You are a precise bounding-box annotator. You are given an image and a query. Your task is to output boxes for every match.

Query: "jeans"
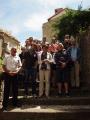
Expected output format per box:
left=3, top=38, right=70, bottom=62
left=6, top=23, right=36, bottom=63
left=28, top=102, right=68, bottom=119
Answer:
left=24, top=68, right=37, bottom=95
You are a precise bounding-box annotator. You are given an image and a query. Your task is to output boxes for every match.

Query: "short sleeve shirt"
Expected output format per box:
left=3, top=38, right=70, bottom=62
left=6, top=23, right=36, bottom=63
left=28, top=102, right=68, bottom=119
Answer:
left=3, top=55, right=22, bottom=72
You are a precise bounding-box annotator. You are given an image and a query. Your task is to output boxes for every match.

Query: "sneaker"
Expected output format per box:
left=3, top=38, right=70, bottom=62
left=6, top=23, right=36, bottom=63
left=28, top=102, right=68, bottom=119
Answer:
left=32, top=94, right=37, bottom=98
left=65, top=93, right=70, bottom=97
left=1, top=107, right=7, bottom=112
left=3, top=109, right=7, bottom=112
left=58, top=92, right=62, bottom=97
left=39, top=95, right=44, bottom=98
left=24, top=95, right=28, bottom=98
left=45, top=96, right=50, bottom=99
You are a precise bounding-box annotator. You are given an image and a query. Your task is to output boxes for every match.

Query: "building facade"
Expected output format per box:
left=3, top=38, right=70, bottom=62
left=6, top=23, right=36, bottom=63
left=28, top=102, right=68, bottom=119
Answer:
left=42, top=8, right=67, bottom=43
left=0, top=30, right=20, bottom=57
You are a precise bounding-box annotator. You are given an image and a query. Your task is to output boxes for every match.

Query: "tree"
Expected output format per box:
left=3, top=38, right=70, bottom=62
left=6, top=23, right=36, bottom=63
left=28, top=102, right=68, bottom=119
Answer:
left=53, top=8, right=90, bottom=40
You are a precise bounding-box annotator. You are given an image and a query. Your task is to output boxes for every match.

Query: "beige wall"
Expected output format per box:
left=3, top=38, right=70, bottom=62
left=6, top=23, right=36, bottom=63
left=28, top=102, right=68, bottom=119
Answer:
left=43, top=21, right=56, bottom=43
left=49, top=10, right=66, bottom=21
left=0, top=31, right=20, bottom=56
left=42, top=10, right=66, bottom=43
left=4, top=35, right=20, bottom=52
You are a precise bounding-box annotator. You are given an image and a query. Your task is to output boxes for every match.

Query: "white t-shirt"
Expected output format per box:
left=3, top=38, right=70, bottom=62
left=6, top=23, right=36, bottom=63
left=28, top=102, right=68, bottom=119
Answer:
left=3, top=55, right=22, bottom=72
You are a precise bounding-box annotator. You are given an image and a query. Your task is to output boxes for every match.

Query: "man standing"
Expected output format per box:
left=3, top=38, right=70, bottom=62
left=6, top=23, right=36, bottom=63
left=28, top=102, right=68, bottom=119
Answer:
left=23, top=43, right=38, bottom=97
left=2, top=48, right=22, bottom=111
left=67, top=40, right=81, bottom=88
left=63, top=34, right=71, bottom=50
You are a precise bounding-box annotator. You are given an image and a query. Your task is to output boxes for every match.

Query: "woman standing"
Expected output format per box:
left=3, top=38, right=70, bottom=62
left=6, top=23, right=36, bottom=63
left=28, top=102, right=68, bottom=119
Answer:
left=54, top=43, right=69, bottom=96
left=38, top=45, right=52, bottom=98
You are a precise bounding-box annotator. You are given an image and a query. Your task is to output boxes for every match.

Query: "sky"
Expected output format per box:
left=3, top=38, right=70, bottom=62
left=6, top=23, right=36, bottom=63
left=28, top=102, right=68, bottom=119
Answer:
left=0, top=0, right=90, bottom=44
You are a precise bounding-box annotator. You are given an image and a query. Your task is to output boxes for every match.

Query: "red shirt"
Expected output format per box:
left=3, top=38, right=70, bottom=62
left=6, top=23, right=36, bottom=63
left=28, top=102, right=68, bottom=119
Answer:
left=48, top=43, right=58, bottom=53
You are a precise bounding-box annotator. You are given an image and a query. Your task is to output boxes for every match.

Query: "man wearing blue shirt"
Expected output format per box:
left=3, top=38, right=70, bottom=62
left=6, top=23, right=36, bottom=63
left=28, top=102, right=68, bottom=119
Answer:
left=67, top=40, right=80, bottom=88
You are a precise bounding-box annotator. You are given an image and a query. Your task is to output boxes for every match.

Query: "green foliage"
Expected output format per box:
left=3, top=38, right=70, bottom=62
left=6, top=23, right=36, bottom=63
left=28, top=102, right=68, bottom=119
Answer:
left=0, top=57, right=3, bottom=72
left=54, top=8, right=90, bottom=39
left=0, top=57, right=3, bottom=66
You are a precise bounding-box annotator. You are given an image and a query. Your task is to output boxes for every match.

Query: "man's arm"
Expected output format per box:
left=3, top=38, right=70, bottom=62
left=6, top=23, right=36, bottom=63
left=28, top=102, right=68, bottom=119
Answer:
left=3, top=57, right=9, bottom=73
left=3, top=65, right=10, bottom=73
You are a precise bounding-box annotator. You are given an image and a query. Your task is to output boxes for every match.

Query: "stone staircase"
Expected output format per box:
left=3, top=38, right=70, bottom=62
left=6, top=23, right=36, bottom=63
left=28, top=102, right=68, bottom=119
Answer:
left=0, top=105, right=90, bottom=120
left=0, top=81, right=90, bottom=120
left=0, top=94, right=90, bottom=120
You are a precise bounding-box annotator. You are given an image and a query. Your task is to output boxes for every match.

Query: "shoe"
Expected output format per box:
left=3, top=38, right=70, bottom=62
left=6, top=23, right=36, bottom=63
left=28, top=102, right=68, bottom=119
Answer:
left=58, top=92, right=62, bottom=97
left=65, top=93, right=70, bottom=97
left=1, top=107, right=7, bottom=112
left=45, top=96, right=50, bottom=99
left=24, top=95, right=28, bottom=98
left=32, top=94, right=37, bottom=98
left=39, top=95, right=44, bottom=98
left=3, top=109, right=7, bottom=112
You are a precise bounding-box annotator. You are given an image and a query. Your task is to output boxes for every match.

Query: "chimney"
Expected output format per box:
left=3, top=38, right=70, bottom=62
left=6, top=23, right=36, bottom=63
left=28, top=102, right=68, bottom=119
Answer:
left=55, top=8, right=63, bottom=14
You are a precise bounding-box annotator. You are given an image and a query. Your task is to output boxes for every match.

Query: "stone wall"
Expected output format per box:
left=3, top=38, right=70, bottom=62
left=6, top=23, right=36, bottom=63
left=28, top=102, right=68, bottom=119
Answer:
left=42, top=20, right=58, bottom=43
left=80, top=30, right=90, bottom=89
left=42, top=9, right=66, bottom=43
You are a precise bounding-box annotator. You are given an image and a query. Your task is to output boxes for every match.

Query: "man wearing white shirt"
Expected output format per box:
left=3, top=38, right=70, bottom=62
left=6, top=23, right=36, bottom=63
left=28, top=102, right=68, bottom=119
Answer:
left=2, top=48, right=22, bottom=111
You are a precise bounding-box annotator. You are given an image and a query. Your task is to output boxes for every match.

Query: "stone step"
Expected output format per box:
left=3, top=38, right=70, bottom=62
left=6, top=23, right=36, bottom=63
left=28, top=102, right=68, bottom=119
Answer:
left=17, top=87, right=90, bottom=97
left=0, top=105, right=90, bottom=120
left=8, top=96, right=90, bottom=105
left=22, top=96, right=90, bottom=105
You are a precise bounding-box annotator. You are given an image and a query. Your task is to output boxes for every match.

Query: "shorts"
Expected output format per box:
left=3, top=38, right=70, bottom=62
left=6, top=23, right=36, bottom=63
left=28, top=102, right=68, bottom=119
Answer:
left=56, top=68, right=69, bottom=83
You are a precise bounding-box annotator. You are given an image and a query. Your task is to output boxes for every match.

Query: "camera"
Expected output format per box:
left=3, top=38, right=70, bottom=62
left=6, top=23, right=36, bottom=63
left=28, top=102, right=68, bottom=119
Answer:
left=41, top=62, right=47, bottom=70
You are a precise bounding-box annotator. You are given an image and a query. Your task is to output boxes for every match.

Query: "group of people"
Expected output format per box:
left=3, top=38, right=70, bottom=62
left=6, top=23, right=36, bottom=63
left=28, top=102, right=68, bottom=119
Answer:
left=0, top=34, right=81, bottom=111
